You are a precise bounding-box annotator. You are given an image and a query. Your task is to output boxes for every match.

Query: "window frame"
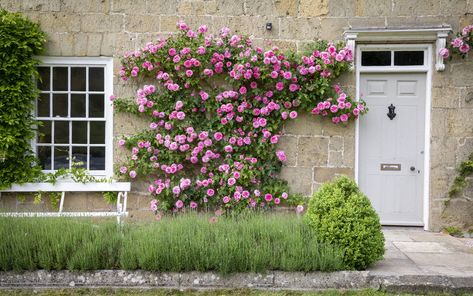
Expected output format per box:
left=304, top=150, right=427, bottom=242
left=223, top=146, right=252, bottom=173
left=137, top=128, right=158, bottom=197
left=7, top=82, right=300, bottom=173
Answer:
left=34, top=56, right=114, bottom=177
left=357, top=44, right=429, bottom=72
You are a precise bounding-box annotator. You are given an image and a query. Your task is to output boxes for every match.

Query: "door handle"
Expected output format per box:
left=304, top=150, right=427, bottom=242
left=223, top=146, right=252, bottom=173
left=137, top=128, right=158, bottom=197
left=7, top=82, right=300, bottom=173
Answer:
left=410, top=166, right=415, bottom=171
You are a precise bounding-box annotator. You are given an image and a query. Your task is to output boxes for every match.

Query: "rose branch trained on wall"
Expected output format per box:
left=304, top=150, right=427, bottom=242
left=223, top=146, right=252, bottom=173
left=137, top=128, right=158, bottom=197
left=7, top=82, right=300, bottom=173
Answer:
left=113, top=22, right=367, bottom=216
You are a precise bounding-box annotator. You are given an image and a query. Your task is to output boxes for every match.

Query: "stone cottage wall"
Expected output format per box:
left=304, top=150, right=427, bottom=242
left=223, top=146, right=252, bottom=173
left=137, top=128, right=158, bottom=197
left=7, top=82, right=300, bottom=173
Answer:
left=0, top=0, right=472, bottom=230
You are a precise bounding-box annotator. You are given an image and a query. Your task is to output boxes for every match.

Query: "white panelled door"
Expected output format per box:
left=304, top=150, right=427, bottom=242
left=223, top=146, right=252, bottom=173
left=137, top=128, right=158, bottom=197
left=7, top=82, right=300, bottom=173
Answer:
left=359, top=73, right=426, bottom=225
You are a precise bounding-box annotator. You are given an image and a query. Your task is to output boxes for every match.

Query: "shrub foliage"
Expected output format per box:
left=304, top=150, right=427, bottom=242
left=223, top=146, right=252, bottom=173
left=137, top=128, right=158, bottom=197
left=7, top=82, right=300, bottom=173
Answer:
left=304, top=176, right=385, bottom=270
left=0, top=9, right=46, bottom=189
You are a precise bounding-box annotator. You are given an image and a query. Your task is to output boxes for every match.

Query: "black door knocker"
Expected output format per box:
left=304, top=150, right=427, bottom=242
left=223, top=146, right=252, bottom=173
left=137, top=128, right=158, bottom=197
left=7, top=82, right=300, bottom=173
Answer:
left=387, top=104, right=396, bottom=120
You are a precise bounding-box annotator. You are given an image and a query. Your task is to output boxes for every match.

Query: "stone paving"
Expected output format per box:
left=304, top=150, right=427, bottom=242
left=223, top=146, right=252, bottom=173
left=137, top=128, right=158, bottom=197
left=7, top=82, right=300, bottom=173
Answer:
left=372, top=227, right=473, bottom=277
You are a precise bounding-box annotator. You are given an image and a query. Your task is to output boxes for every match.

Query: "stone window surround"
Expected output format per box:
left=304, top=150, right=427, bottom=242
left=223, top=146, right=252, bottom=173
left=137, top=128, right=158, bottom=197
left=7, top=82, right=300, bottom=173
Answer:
left=33, top=56, right=115, bottom=177
left=343, top=26, right=452, bottom=72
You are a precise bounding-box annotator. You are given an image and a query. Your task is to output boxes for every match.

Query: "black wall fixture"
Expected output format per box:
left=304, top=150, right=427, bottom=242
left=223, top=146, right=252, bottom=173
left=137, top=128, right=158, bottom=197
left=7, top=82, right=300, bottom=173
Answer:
left=387, top=104, right=396, bottom=120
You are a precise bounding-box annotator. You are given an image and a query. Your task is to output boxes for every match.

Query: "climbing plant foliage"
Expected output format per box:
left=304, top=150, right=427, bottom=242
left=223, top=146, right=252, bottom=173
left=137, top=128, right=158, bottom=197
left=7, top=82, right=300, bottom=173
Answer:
left=114, top=22, right=367, bottom=215
left=0, top=9, right=46, bottom=189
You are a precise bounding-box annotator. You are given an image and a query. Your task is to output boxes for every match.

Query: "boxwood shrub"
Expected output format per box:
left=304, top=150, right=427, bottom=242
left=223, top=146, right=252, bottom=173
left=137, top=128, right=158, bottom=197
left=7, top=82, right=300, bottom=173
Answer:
left=304, top=176, right=385, bottom=270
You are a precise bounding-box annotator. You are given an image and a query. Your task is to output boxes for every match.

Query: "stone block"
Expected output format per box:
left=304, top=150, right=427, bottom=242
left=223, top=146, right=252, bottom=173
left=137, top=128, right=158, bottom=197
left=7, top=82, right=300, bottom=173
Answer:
left=386, top=16, right=455, bottom=28
left=86, top=33, right=103, bottom=56
left=22, top=0, right=60, bottom=11
left=73, top=33, right=88, bottom=56
left=447, top=109, right=473, bottom=137
left=328, top=150, right=343, bottom=167
left=319, top=17, right=349, bottom=40
left=313, top=167, right=353, bottom=183
left=126, top=15, right=160, bottom=33
left=456, top=138, right=473, bottom=166
left=299, top=0, right=328, bottom=17
left=80, top=14, right=124, bottom=33
left=279, top=17, right=320, bottom=40
left=283, top=112, right=323, bottom=136
left=101, top=33, right=136, bottom=56
left=55, top=33, right=73, bottom=55
left=329, top=136, right=343, bottom=151
left=430, top=108, right=447, bottom=138
left=355, top=0, right=391, bottom=16
left=431, top=87, right=461, bottom=109
left=342, top=136, right=354, bottom=167
left=160, top=15, right=180, bottom=32
left=439, top=0, right=467, bottom=16
left=430, top=136, right=456, bottom=169
left=348, top=17, right=386, bottom=28
left=146, top=0, right=178, bottom=15
left=334, top=72, right=355, bottom=88
left=38, top=13, right=82, bottom=33
left=237, top=16, right=280, bottom=40
left=451, top=62, right=473, bottom=87
left=0, top=0, right=22, bottom=11
left=114, top=112, right=150, bottom=136
left=44, top=32, right=65, bottom=55
left=298, top=136, right=329, bottom=167
left=60, top=0, right=111, bottom=13
left=392, top=0, right=440, bottom=16
left=112, top=0, right=147, bottom=14
left=277, top=136, right=298, bottom=166
left=321, top=118, right=354, bottom=136
left=328, top=0, right=356, bottom=17
left=245, top=0, right=298, bottom=17
left=213, top=0, right=244, bottom=16
left=279, top=166, right=313, bottom=195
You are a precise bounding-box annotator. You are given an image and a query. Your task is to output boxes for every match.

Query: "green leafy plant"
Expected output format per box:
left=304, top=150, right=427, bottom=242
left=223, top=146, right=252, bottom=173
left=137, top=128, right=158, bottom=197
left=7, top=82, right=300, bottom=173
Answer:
left=0, top=9, right=46, bottom=189
left=304, top=176, right=385, bottom=270
left=443, top=226, right=463, bottom=237
left=0, top=214, right=345, bottom=273
left=102, top=191, right=118, bottom=204
left=449, top=152, right=473, bottom=197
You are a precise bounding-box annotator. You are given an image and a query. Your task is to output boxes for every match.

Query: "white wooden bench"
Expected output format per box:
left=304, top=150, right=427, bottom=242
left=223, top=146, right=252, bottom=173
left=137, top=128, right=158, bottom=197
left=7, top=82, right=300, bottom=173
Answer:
left=0, top=182, right=131, bottom=224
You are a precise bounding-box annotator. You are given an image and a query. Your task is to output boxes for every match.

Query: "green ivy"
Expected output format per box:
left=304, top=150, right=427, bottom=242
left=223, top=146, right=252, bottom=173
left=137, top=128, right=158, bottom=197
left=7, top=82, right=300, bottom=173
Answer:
left=449, top=152, right=473, bottom=197
left=0, top=9, right=46, bottom=189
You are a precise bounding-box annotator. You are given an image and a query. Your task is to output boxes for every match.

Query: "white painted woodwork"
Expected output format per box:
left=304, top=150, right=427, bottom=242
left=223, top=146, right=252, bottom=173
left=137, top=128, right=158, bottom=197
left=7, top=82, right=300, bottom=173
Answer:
left=359, top=73, right=426, bottom=225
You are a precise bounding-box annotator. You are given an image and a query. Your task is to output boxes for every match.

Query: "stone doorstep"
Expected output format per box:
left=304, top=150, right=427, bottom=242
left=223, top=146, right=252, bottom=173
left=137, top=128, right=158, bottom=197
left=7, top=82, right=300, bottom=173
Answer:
left=1, top=270, right=473, bottom=293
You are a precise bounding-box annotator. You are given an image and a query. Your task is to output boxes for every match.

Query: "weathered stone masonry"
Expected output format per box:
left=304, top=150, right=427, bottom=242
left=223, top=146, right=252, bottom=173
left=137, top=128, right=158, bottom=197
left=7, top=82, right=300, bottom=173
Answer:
left=0, top=0, right=472, bottom=230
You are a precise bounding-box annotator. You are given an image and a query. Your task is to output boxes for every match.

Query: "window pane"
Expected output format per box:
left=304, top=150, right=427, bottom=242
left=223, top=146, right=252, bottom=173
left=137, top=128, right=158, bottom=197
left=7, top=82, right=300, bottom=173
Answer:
left=394, top=51, right=424, bottom=66
left=90, top=121, right=105, bottom=144
left=54, top=121, right=69, bottom=144
left=89, top=94, right=104, bottom=117
left=37, top=93, right=50, bottom=117
left=71, top=67, right=86, bottom=91
left=72, top=121, right=87, bottom=144
left=72, top=146, right=87, bottom=168
left=53, top=94, right=68, bottom=117
left=90, top=147, right=105, bottom=170
left=89, top=67, right=104, bottom=91
left=71, top=94, right=86, bottom=117
left=37, top=121, right=52, bottom=143
left=53, top=67, right=68, bottom=91
left=361, top=51, right=391, bottom=66
left=37, top=146, right=52, bottom=170
left=54, top=146, right=69, bottom=169
left=37, top=67, right=50, bottom=91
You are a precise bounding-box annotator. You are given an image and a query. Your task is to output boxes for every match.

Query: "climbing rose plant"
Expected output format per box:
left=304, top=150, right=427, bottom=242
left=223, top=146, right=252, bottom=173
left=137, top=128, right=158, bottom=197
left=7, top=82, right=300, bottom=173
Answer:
left=113, top=22, right=367, bottom=215
left=439, top=24, right=473, bottom=58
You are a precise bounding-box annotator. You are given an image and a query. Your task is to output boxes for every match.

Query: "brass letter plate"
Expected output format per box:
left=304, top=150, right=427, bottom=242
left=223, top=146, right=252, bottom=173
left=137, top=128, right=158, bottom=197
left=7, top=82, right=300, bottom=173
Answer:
left=380, top=163, right=401, bottom=171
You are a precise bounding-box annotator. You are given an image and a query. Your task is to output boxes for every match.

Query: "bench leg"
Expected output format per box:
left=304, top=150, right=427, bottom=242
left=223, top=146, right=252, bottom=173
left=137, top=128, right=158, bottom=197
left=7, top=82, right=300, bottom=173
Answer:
left=58, top=192, right=65, bottom=213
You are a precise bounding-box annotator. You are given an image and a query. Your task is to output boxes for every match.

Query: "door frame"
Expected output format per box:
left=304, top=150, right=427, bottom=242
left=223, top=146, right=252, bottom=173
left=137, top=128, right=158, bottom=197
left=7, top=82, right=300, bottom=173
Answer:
left=354, top=44, right=433, bottom=230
